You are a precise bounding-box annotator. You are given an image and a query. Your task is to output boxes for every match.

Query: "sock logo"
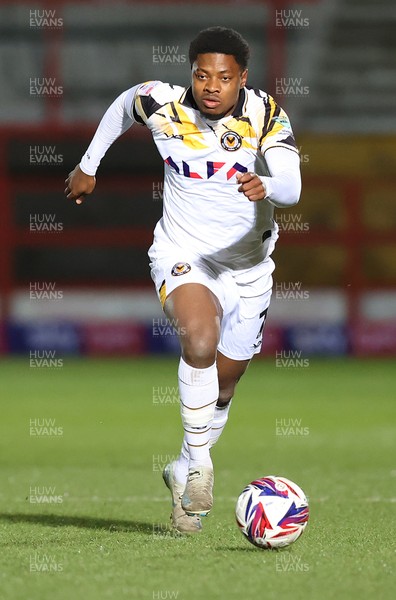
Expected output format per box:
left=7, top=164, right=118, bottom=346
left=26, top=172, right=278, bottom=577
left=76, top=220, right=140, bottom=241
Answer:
left=171, top=262, right=191, bottom=276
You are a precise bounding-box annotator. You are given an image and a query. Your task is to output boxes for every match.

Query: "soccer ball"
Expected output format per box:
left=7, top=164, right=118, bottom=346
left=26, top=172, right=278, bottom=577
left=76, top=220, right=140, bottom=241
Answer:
left=235, top=476, right=309, bottom=549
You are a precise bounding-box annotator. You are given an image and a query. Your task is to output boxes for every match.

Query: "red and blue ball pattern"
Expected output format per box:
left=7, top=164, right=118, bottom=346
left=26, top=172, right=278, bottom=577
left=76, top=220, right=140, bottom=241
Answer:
left=236, top=476, right=309, bottom=549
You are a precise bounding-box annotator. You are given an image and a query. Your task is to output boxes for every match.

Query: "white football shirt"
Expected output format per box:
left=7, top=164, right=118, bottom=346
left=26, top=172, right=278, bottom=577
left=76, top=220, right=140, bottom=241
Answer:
left=131, top=81, right=299, bottom=269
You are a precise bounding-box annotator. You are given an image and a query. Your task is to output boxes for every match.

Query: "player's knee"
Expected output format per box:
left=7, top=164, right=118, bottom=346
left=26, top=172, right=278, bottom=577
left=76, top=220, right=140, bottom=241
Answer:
left=182, top=328, right=218, bottom=368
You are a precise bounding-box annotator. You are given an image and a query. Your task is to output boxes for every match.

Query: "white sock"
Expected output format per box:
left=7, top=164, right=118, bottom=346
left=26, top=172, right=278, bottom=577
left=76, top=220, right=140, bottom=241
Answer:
left=209, top=400, right=232, bottom=449
left=173, top=439, right=189, bottom=487
left=173, top=400, right=232, bottom=485
left=178, top=357, right=218, bottom=469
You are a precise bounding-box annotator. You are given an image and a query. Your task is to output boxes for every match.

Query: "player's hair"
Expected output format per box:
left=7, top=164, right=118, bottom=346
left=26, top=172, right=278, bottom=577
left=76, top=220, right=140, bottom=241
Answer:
left=189, top=27, right=250, bottom=70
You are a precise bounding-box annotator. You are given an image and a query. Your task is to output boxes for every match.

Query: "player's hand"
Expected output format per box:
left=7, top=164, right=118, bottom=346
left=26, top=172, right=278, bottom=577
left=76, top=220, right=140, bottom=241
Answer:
left=236, top=172, right=266, bottom=202
left=64, top=165, right=96, bottom=205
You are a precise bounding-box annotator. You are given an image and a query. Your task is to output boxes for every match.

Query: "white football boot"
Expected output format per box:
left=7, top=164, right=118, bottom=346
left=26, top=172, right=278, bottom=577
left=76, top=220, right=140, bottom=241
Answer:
left=162, top=462, right=202, bottom=534
left=181, top=466, right=214, bottom=516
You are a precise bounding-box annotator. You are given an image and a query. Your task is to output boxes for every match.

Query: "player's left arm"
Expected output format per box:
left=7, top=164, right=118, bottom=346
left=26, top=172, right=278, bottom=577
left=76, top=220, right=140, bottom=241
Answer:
left=237, top=96, right=301, bottom=205
left=237, top=147, right=301, bottom=205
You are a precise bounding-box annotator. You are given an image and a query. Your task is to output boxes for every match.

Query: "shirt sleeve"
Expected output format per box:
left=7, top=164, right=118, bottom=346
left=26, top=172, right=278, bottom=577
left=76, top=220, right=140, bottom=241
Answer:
left=79, top=84, right=141, bottom=176
left=259, top=96, right=299, bottom=156
left=259, top=146, right=301, bottom=208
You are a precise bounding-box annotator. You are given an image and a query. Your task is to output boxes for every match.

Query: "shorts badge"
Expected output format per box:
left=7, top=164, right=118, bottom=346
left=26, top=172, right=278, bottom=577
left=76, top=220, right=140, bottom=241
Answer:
left=171, top=262, right=191, bottom=276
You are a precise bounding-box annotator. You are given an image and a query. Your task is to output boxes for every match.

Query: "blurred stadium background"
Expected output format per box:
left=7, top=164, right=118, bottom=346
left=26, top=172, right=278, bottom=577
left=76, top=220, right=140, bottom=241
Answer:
left=0, top=0, right=395, bottom=359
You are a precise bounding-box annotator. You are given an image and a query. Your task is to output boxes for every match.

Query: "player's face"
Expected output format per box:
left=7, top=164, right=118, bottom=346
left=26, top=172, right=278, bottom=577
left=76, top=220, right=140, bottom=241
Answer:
left=191, top=53, right=248, bottom=120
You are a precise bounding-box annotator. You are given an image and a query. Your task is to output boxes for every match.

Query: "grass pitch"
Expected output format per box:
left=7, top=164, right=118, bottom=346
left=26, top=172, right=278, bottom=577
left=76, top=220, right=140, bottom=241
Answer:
left=0, top=356, right=394, bottom=600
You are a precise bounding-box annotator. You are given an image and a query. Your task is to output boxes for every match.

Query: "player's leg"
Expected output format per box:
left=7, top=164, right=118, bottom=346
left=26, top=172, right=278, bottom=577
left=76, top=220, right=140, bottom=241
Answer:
left=171, top=353, right=250, bottom=490
left=217, top=351, right=250, bottom=405
left=164, top=283, right=222, bottom=473
left=164, top=282, right=222, bottom=516
left=164, top=282, right=222, bottom=368
left=167, top=352, right=250, bottom=527
left=209, top=352, right=250, bottom=449
left=208, top=268, right=273, bottom=452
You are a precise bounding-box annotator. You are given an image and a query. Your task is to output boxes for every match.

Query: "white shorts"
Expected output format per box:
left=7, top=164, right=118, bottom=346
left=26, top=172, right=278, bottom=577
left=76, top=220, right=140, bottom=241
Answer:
left=149, top=247, right=275, bottom=361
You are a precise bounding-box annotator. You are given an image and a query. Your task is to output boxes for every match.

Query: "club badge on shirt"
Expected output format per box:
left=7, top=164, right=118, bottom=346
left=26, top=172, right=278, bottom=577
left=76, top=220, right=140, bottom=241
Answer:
left=220, top=131, right=242, bottom=152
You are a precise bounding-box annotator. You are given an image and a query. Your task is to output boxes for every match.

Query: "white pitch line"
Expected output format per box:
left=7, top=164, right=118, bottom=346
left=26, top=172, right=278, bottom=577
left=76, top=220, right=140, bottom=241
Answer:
left=5, top=495, right=396, bottom=504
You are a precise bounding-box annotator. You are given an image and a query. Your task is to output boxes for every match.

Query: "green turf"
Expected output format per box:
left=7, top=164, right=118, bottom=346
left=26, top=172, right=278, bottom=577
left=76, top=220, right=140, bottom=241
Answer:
left=0, top=357, right=394, bottom=600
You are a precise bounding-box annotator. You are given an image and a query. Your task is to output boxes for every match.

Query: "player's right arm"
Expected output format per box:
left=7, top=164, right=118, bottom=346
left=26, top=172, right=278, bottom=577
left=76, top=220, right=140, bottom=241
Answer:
left=64, top=83, right=142, bottom=204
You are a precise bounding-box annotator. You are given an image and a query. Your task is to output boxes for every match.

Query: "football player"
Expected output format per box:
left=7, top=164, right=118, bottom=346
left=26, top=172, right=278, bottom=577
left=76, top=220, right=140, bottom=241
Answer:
left=65, top=27, right=301, bottom=534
